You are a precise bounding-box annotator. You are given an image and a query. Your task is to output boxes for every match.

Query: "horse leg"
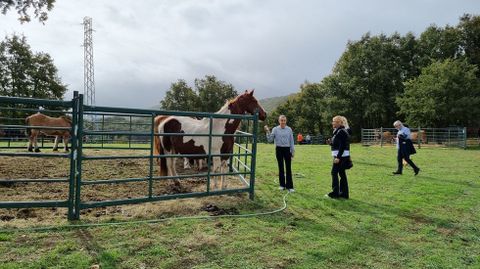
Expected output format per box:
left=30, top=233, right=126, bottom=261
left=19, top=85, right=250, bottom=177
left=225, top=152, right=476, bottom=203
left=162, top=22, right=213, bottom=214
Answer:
left=27, top=135, right=33, bottom=152
left=53, top=136, right=59, bottom=151
left=183, top=158, right=191, bottom=169
left=33, top=133, right=41, bottom=152
left=212, top=157, right=221, bottom=190
left=220, top=160, right=227, bottom=190
left=64, top=135, right=70, bottom=152
left=166, top=155, right=180, bottom=186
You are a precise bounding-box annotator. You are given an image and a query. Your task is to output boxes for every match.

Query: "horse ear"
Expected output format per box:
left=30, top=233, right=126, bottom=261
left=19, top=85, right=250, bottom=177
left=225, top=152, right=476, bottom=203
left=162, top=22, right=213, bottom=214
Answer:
left=249, top=89, right=255, bottom=96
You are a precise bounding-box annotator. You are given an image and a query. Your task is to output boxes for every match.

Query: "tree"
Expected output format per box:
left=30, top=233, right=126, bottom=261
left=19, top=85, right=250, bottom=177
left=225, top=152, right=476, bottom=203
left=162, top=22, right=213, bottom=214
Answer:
left=458, top=14, right=480, bottom=76
left=195, top=75, right=238, bottom=112
left=0, top=34, right=67, bottom=99
left=0, top=0, right=55, bottom=23
left=397, top=59, right=480, bottom=127
left=160, top=79, right=200, bottom=111
left=320, top=33, right=409, bottom=133
left=417, top=24, right=462, bottom=68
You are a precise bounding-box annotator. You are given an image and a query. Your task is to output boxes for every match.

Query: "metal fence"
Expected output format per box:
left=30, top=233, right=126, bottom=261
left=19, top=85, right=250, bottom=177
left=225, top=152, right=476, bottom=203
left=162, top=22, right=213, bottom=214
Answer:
left=361, top=127, right=468, bottom=149
left=0, top=92, right=259, bottom=220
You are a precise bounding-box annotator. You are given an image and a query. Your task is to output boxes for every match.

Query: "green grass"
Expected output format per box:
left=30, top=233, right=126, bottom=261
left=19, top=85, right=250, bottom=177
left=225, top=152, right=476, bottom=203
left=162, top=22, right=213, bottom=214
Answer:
left=1, top=144, right=479, bottom=268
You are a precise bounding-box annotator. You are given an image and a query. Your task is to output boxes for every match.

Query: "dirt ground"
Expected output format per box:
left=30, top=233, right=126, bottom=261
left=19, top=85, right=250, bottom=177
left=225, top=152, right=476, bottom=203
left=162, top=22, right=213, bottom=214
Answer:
left=0, top=149, right=250, bottom=227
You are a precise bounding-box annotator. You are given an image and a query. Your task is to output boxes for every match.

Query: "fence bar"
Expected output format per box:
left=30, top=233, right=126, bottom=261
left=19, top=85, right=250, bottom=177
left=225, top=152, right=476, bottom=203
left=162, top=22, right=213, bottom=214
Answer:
left=0, top=200, right=69, bottom=208
left=231, top=165, right=250, bottom=186
left=0, top=152, right=70, bottom=158
left=0, top=178, right=69, bottom=183
left=0, top=125, right=71, bottom=130
left=233, top=156, right=252, bottom=172
left=79, top=188, right=251, bottom=209
left=0, top=96, right=71, bottom=107
left=84, top=105, right=255, bottom=120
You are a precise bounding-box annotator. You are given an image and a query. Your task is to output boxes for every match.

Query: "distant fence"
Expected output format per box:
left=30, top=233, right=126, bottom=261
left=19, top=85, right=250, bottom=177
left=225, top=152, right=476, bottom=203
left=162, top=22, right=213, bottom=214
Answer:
left=361, top=127, right=468, bottom=149
left=258, top=133, right=325, bottom=144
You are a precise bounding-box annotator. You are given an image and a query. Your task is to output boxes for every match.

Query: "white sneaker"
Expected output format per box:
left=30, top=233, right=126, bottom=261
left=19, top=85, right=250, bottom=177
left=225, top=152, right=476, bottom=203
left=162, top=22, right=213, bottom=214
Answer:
left=288, top=188, right=295, bottom=193
left=278, top=186, right=285, bottom=190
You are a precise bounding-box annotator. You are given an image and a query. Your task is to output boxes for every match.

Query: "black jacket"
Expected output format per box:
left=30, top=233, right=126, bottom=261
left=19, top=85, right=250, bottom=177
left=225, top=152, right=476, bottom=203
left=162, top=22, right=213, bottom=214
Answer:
left=398, top=135, right=416, bottom=156
left=331, top=127, right=351, bottom=158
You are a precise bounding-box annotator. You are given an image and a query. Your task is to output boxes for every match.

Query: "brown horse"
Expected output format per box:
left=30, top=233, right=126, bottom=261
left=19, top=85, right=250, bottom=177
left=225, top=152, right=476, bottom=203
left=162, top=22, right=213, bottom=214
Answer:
left=154, top=90, right=267, bottom=190
left=25, top=112, right=72, bottom=152
left=374, top=130, right=395, bottom=144
left=411, top=130, right=427, bottom=144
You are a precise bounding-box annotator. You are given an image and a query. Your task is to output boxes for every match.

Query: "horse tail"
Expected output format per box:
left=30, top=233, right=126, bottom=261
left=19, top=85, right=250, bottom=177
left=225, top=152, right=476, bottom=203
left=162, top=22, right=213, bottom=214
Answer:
left=158, top=140, right=168, bottom=177
left=25, top=116, right=32, bottom=136
left=154, top=116, right=169, bottom=176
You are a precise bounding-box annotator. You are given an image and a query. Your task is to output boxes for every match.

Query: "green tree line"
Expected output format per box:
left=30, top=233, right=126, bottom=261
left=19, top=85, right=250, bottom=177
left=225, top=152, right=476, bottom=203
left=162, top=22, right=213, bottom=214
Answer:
left=266, top=14, right=480, bottom=139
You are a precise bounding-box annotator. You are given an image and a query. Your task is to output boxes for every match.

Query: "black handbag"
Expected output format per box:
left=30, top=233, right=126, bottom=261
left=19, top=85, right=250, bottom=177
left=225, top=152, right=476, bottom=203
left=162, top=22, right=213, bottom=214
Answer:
left=343, top=156, right=353, bottom=169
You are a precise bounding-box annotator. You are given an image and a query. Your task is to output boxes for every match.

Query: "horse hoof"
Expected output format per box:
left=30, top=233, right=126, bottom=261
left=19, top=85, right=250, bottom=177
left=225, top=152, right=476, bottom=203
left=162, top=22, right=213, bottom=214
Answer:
left=28, top=148, right=33, bottom=152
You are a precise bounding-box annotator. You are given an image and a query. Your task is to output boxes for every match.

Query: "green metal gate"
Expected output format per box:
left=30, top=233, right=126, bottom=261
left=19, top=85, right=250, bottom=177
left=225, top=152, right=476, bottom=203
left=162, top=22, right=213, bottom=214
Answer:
left=0, top=92, right=259, bottom=220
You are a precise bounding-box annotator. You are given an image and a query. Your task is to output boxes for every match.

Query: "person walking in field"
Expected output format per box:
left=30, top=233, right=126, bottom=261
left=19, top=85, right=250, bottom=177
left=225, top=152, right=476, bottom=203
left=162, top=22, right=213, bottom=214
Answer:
left=326, top=115, right=351, bottom=199
left=264, top=115, right=295, bottom=192
left=392, top=120, right=420, bottom=176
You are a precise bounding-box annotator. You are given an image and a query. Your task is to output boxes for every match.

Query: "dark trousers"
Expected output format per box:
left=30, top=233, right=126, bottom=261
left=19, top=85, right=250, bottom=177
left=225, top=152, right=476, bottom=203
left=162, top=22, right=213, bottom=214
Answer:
left=331, top=157, right=349, bottom=198
left=276, top=147, right=293, bottom=189
left=397, top=150, right=418, bottom=173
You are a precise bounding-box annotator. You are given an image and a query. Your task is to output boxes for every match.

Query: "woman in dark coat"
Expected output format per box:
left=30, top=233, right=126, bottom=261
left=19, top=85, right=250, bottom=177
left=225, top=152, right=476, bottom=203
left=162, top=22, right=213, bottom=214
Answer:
left=326, top=115, right=351, bottom=199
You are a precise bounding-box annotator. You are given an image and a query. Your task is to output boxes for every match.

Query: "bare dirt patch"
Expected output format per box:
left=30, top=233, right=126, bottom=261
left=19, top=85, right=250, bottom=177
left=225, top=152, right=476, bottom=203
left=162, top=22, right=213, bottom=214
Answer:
left=0, top=149, right=249, bottom=227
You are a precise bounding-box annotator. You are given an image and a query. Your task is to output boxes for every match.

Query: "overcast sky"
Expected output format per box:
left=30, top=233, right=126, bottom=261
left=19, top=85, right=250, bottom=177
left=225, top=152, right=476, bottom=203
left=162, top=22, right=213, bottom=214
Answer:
left=1, top=0, right=479, bottom=108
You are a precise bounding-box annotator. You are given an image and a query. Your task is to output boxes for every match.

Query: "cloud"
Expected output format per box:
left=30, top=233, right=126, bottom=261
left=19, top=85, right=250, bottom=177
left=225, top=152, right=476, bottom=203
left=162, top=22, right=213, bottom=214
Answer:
left=1, top=0, right=478, bottom=108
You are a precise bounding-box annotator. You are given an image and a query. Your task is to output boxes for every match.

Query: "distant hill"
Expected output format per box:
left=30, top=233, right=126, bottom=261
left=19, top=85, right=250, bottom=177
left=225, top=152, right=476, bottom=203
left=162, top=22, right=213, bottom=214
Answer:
left=259, top=94, right=297, bottom=113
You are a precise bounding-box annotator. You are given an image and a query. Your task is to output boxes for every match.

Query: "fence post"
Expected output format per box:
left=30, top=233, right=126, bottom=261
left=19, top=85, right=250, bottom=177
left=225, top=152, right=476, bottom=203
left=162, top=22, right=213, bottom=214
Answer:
left=206, top=116, right=213, bottom=193
left=73, top=93, right=84, bottom=220
left=129, top=115, right=132, bottom=149
left=101, top=114, right=105, bottom=148
left=380, top=127, right=383, bottom=147
left=148, top=113, right=155, bottom=198
left=463, top=127, right=467, bottom=149
left=418, top=126, right=422, bottom=149
left=249, top=112, right=259, bottom=200
left=68, top=91, right=79, bottom=220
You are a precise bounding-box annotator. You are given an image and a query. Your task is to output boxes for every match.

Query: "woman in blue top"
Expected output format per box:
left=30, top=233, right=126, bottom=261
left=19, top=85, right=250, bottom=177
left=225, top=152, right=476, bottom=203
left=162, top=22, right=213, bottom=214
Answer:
left=264, top=115, right=295, bottom=192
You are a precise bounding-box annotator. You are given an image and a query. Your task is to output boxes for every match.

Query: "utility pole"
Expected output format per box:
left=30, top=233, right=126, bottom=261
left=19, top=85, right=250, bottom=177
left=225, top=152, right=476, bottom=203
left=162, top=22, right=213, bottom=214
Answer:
left=83, top=17, right=95, bottom=107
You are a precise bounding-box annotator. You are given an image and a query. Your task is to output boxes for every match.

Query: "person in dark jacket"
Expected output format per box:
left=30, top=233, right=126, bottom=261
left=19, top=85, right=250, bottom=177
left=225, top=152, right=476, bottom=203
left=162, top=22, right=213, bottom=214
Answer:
left=326, top=115, right=351, bottom=199
left=392, top=120, right=420, bottom=175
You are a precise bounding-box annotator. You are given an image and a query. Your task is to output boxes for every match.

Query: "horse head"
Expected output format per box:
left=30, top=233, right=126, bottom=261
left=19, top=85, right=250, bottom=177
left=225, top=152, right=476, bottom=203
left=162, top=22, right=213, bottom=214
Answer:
left=228, top=89, right=267, bottom=121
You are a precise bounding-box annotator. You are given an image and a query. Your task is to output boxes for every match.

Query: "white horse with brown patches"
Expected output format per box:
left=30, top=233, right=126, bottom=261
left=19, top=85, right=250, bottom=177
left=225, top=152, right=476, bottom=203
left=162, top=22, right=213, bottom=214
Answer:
left=154, top=90, right=267, bottom=190
left=25, top=112, right=72, bottom=152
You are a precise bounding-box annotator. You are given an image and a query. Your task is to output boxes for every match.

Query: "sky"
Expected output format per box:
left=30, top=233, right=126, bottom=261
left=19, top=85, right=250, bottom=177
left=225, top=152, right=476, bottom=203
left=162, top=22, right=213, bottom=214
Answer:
left=1, top=0, right=479, bottom=109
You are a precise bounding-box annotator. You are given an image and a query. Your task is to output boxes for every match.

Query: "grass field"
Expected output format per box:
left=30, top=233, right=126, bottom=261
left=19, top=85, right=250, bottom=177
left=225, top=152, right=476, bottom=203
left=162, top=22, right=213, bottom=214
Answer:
left=0, top=144, right=479, bottom=268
